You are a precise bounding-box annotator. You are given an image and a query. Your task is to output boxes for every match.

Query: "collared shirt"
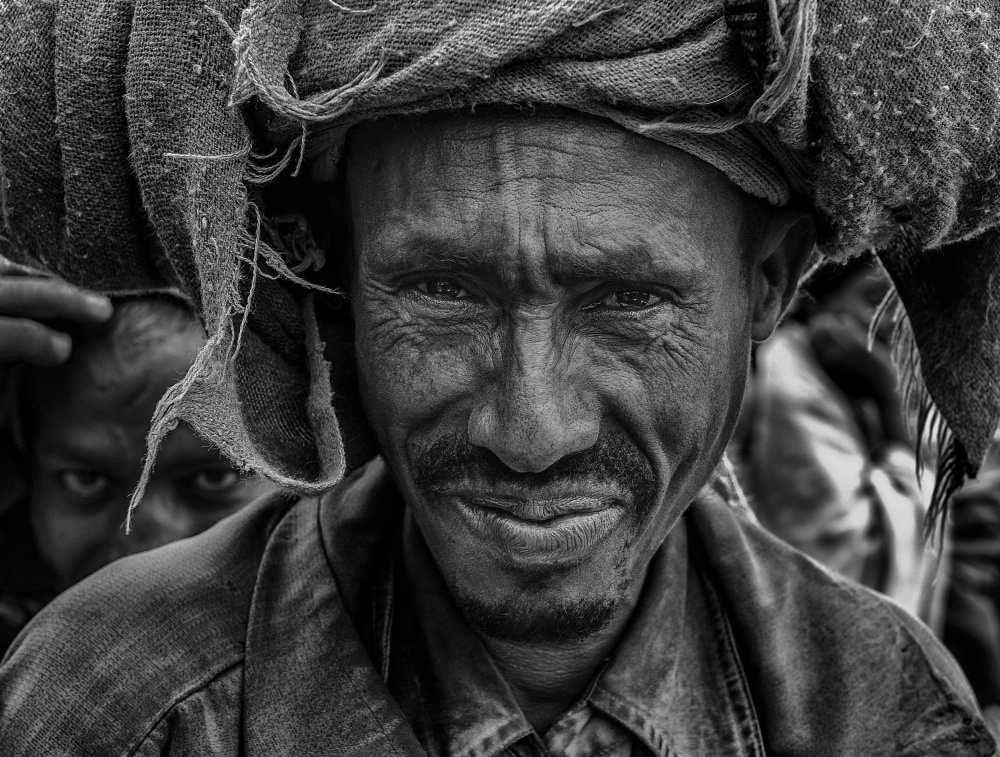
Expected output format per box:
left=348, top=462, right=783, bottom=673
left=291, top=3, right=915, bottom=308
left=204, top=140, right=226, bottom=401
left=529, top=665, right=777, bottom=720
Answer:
left=0, top=458, right=994, bottom=756
left=384, top=512, right=764, bottom=757
left=0, top=504, right=59, bottom=656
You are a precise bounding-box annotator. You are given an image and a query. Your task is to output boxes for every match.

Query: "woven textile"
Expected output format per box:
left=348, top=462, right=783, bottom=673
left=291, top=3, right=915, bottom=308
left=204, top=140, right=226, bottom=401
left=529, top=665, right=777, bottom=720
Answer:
left=1, top=0, right=998, bottom=503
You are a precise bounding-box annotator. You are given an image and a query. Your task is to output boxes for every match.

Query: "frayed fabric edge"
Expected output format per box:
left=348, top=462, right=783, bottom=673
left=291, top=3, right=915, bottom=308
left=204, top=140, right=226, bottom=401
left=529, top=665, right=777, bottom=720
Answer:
left=126, top=311, right=349, bottom=530
left=876, top=281, right=976, bottom=547
left=126, top=145, right=348, bottom=532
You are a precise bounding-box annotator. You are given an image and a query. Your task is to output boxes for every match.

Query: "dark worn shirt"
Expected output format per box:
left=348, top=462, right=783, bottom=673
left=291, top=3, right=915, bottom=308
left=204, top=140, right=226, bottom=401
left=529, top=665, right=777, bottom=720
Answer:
left=388, top=513, right=737, bottom=757
left=0, top=458, right=994, bottom=756
left=944, top=470, right=1000, bottom=712
left=0, top=504, right=59, bottom=656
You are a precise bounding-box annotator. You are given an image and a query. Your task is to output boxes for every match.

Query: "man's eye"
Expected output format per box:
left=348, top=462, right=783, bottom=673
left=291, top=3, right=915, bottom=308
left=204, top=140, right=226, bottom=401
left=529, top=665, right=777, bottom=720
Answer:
left=188, top=469, right=242, bottom=493
left=58, top=470, right=110, bottom=498
left=417, top=280, right=468, bottom=300
left=589, top=289, right=663, bottom=311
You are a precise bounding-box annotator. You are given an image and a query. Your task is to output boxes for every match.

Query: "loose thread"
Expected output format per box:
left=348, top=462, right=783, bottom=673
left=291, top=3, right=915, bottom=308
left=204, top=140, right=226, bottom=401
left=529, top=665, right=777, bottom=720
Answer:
left=125, top=331, right=229, bottom=530
left=242, top=201, right=343, bottom=295
left=0, top=144, right=10, bottom=234
left=324, top=0, right=377, bottom=14
left=748, top=0, right=816, bottom=123
left=163, top=147, right=250, bottom=162
left=203, top=3, right=237, bottom=39
left=232, top=220, right=262, bottom=361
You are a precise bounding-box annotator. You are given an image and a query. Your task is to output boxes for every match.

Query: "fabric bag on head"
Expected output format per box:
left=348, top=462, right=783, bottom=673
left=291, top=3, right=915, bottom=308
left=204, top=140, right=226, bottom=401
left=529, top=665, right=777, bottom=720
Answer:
left=1, top=0, right=997, bottom=530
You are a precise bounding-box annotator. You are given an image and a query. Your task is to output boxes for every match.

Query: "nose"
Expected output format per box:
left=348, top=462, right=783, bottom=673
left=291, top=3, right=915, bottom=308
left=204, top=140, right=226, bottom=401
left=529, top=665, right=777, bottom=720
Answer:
left=467, top=318, right=599, bottom=472
left=122, top=489, right=196, bottom=555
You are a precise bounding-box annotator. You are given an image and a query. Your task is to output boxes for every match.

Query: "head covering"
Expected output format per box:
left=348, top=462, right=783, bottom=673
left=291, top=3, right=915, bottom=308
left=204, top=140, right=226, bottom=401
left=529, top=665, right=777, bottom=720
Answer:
left=1, top=0, right=998, bottom=528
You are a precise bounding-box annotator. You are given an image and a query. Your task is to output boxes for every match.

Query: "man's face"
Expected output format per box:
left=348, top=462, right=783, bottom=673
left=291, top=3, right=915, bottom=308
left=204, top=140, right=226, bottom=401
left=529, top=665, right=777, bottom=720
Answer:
left=347, top=112, right=795, bottom=642
left=28, top=323, right=277, bottom=589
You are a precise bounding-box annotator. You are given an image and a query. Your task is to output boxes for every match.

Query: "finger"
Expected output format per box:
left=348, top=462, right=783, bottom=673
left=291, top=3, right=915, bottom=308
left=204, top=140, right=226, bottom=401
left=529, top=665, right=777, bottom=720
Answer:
left=0, top=258, right=47, bottom=277
left=0, top=316, right=73, bottom=367
left=0, top=278, right=111, bottom=323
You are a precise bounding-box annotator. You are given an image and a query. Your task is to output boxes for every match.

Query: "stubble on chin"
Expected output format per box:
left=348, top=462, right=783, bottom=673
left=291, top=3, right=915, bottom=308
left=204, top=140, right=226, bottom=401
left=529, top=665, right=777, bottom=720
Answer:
left=450, top=526, right=640, bottom=645
left=451, top=583, right=625, bottom=644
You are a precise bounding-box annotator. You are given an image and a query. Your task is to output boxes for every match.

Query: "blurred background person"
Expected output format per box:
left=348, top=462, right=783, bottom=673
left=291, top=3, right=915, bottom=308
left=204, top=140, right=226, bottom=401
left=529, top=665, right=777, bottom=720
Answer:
left=942, top=431, right=1000, bottom=731
left=0, top=263, right=277, bottom=654
left=732, top=254, right=939, bottom=623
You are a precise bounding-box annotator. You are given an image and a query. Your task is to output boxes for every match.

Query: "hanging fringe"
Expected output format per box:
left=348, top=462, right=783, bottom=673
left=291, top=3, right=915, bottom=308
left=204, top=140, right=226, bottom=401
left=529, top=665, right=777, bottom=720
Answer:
left=926, top=429, right=971, bottom=545
left=878, top=287, right=975, bottom=545
left=259, top=210, right=328, bottom=274
left=231, top=6, right=385, bottom=125
left=245, top=135, right=304, bottom=184
left=240, top=202, right=342, bottom=296
left=125, top=330, right=235, bottom=531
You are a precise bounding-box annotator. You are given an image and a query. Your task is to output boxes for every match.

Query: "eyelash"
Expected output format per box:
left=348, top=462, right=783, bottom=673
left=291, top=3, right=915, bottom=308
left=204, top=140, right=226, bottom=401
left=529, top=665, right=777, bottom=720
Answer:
left=407, top=278, right=670, bottom=315
left=582, top=288, right=667, bottom=314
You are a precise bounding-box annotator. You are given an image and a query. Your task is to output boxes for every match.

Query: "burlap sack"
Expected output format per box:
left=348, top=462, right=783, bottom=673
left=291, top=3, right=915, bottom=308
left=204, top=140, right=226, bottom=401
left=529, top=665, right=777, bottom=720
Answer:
left=1, top=0, right=997, bottom=527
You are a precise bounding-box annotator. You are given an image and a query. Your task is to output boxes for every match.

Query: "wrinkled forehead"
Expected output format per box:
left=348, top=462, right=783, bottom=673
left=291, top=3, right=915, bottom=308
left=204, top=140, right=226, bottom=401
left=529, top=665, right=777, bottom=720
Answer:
left=343, top=110, right=753, bottom=269
left=27, top=327, right=203, bottom=432
left=348, top=110, right=744, bottom=206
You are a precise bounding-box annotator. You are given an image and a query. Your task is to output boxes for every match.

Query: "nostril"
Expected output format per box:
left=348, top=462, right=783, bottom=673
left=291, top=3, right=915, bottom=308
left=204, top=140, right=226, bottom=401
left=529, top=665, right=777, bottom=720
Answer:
left=468, top=401, right=599, bottom=474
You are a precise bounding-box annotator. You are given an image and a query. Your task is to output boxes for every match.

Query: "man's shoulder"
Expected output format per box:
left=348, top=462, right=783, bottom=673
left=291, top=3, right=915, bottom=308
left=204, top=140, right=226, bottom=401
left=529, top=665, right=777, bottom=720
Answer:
left=690, top=494, right=995, bottom=754
left=0, top=491, right=299, bottom=756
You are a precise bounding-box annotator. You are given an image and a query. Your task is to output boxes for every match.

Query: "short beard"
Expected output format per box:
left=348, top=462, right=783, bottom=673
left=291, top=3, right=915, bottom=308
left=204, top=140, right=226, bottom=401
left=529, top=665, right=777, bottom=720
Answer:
left=451, top=586, right=622, bottom=644
left=410, top=430, right=654, bottom=644
left=450, top=545, right=636, bottom=644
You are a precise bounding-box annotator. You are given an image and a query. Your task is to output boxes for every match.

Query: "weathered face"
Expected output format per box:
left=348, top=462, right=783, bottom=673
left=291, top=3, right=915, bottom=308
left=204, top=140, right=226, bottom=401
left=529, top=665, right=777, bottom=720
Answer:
left=28, top=320, right=276, bottom=589
left=347, top=112, right=806, bottom=642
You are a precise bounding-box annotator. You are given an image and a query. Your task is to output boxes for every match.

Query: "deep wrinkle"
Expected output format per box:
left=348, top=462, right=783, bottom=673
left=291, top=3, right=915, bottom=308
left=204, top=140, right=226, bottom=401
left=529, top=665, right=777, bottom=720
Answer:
left=346, top=109, right=814, bottom=733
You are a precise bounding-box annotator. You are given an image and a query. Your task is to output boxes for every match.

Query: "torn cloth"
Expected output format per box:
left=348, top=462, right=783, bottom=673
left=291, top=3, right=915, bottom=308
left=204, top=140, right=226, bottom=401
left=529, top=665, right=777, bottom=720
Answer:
left=0, top=0, right=998, bottom=504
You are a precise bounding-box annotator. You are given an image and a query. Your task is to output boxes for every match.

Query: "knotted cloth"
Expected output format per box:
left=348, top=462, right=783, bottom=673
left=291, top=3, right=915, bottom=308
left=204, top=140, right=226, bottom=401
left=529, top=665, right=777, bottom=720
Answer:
left=1, top=0, right=998, bottom=526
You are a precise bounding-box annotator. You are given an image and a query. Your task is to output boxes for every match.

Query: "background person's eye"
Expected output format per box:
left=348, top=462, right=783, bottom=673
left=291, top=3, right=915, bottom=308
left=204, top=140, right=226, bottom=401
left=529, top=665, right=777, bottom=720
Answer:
left=188, top=469, right=241, bottom=494
left=58, top=470, right=110, bottom=498
left=416, top=280, right=467, bottom=300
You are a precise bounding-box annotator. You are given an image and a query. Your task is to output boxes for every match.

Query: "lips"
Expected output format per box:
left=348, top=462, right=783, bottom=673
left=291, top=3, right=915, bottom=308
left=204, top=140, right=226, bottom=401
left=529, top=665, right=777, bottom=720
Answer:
left=438, top=486, right=627, bottom=563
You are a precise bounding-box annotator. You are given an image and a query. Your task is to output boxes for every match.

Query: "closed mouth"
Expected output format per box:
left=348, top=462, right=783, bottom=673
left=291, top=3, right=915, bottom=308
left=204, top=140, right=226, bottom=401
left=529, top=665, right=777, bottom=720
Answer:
left=469, top=495, right=609, bottom=522
left=443, top=489, right=625, bottom=562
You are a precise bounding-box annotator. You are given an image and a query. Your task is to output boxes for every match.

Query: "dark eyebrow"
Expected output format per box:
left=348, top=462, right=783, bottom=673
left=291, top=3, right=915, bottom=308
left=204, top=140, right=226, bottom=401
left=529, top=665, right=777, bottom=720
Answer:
left=36, top=435, right=127, bottom=470
left=366, top=225, right=504, bottom=280
left=547, top=243, right=659, bottom=287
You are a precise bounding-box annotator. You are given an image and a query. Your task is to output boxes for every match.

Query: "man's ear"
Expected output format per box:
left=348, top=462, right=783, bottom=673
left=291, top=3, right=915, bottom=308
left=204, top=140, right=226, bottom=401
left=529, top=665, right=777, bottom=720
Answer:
left=749, top=207, right=815, bottom=342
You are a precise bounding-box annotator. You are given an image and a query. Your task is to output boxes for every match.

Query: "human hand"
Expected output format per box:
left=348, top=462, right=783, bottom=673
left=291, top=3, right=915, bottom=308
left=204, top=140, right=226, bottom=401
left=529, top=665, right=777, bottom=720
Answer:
left=0, top=259, right=112, bottom=366
left=809, top=311, right=897, bottom=402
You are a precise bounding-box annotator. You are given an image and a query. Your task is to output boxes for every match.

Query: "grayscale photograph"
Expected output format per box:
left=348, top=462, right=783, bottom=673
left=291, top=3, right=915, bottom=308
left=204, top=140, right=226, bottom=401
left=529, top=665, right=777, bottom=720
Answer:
left=0, top=0, right=998, bottom=754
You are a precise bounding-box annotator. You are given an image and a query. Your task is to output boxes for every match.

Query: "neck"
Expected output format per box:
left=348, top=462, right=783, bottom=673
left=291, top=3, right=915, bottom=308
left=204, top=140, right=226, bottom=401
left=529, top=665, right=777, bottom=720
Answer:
left=479, top=568, right=647, bottom=734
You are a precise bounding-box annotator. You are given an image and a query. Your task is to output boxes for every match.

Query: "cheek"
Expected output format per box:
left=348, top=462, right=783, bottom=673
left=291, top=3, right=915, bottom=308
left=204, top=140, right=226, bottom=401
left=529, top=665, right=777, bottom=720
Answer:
left=598, top=300, right=751, bottom=507
left=27, top=485, right=114, bottom=583
left=353, top=292, right=490, bottom=444
left=609, top=302, right=749, bottom=431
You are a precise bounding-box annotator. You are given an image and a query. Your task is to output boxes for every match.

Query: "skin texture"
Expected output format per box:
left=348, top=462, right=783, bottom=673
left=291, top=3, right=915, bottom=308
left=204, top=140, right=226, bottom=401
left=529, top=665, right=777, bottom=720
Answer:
left=26, top=305, right=276, bottom=589
left=346, top=111, right=813, bottom=731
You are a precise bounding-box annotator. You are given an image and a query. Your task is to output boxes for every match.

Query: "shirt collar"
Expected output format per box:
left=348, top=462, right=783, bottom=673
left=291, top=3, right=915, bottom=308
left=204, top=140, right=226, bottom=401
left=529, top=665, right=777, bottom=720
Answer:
left=386, top=513, right=533, bottom=757
left=386, top=508, right=763, bottom=757
left=590, top=516, right=764, bottom=757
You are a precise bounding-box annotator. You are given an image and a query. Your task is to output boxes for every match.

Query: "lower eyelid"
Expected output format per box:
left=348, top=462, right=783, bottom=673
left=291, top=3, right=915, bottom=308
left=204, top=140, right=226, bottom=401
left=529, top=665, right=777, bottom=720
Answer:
left=408, top=288, right=478, bottom=307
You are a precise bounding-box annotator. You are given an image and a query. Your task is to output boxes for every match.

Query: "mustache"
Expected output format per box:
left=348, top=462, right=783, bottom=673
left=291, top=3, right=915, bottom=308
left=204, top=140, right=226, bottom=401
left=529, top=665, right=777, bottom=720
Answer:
left=411, top=431, right=658, bottom=513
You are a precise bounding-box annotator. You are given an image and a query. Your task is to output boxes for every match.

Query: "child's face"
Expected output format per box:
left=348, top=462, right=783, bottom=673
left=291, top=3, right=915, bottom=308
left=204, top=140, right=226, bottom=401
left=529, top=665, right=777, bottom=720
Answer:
left=26, top=325, right=277, bottom=589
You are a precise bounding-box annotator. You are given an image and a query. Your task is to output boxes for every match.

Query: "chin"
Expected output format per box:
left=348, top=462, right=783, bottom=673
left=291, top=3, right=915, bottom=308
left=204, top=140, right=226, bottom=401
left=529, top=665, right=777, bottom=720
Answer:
left=450, top=576, right=628, bottom=644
